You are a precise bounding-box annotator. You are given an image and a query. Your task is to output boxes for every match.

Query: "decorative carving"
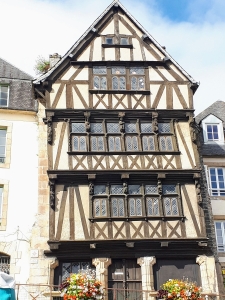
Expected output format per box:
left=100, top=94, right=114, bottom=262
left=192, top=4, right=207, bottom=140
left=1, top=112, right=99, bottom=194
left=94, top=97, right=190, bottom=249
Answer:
left=46, top=116, right=53, bottom=144
left=188, top=114, right=197, bottom=143
left=123, top=181, right=128, bottom=194
left=84, top=111, right=91, bottom=132
left=157, top=180, right=162, bottom=194
left=152, top=112, right=158, bottom=133
left=89, top=181, right=94, bottom=195
left=92, top=258, right=112, bottom=291
left=137, top=256, right=156, bottom=296
left=49, top=180, right=55, bottom=209
left=195, top=179, right=202, bottom=203
left=118, top=112, right=125, bottom=133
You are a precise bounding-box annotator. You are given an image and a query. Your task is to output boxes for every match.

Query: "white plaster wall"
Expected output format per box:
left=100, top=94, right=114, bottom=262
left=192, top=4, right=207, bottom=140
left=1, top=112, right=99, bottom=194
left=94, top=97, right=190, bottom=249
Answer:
left=211, top=200, right=225, bottom=215
left=0, top=111, right=38, bottom=283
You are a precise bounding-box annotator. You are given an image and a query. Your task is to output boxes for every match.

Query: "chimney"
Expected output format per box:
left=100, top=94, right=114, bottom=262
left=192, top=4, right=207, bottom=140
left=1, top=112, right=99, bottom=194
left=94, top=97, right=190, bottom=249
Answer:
left=49, top=53, right=61, bottom=68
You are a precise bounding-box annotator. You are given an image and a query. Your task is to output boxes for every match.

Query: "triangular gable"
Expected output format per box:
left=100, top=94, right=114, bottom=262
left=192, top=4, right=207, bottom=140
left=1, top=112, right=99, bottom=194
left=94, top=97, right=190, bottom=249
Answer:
left=0, top=57, right=33, bottom=80
left=34, top=0, right=198, bottom=87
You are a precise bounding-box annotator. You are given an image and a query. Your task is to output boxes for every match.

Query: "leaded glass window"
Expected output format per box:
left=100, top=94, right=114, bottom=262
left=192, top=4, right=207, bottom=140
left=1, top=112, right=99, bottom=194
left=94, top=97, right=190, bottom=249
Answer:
left=126, top=136, right=138, bottom=151
left=159, top=136, right=173, bottom=151
left=146, top=198, right=159, bottom=216
left=141, top=123, right=152, bottom=133
left=129, top=198, right=142, bottom=216
left=158, top=123, right=171, bottom=133
left=130, top=67, right=145, bottom=75
left=91, top=123, right=103, bottom=133
left=62, top=262, right=93, bottom=281
left=93, top=66, right=107, bottom=74
left=128, top=185, right=141, bottom=195
left=125, top=123, right=136, bottom=133
left=112, top=76, right=126, bottom=90
left=94, top=199, right=107, bottom=217
left=112, top=67, right=126, bottom=75
left=73, top=136, right=87, bottom=151
left=91, top=136, right=104, bottom=151
left=108, top=136, right=121, bottom=151
left=145, top=185, right=158, bottom=194
left=72, top=123, right=86, bottom=133
left=107, top=123, right=120, bottom=133
left=111, top=198, right=125, bottom=217
left=163, top=185, right=176, bottom=194
left=94, top=185, right=106, bottom=195
left=111, top=185, right=123, bottom=194
left=142, top=136, right=155, bottom=151
left=164, top=197, right=179, bottom=216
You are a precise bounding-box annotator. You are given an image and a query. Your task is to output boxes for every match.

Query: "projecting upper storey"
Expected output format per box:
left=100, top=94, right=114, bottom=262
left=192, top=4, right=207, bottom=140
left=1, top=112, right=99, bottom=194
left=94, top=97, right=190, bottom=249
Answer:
left=34, top=0, right=198, bottom=111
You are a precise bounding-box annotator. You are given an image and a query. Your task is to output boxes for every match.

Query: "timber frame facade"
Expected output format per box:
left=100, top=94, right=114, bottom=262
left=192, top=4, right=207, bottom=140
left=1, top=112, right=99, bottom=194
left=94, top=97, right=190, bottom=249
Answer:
left=32, top=0, right=220, bottom=298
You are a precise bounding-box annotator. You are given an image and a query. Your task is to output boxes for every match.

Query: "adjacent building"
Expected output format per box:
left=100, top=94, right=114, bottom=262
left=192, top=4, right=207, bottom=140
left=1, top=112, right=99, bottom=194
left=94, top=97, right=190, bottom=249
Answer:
left=32, top=0, right=221, bottom=298
left=196, top=100, right=225, bottom=288
left=0, top=57, right=38, bottom=283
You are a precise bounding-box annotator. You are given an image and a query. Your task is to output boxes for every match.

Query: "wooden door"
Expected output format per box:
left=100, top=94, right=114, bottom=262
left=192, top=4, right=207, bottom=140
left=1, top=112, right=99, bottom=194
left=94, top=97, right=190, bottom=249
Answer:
left=108, top=259, right=142, bottom=300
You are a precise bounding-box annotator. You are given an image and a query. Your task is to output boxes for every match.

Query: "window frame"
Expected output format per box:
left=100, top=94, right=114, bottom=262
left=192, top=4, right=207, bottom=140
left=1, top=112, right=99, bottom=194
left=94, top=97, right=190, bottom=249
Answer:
left=202, top=114, right=224, bottom=144
left=0, top=122, right=12, bottom=169
left=70, top=119, right=177, bottom=153
left=90, top=183, right=182, bottom=221
left=208, top=167, right=225, bottom=196
left=215, top=221, right=225, bottom=252
left=0, top=180, right=9, bottom=230
left=0, top=85, right=9, bottom=108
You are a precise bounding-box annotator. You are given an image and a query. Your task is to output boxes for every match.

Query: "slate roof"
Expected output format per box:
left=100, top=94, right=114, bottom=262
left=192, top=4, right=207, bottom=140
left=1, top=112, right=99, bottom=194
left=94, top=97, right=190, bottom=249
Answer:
left=0, top=57, right=36, bottom=111
left=195, top=100, right=225, bottom=156
left=0, top=57, right=33, bottom=80
left=34, top=0, right=198, bottom=87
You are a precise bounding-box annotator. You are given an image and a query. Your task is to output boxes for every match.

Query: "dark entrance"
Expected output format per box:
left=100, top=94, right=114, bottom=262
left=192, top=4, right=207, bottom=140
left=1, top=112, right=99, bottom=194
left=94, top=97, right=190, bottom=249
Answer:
left=153, top=259, right=201, bottom=290
left=108, top=259, right=142, bottom=300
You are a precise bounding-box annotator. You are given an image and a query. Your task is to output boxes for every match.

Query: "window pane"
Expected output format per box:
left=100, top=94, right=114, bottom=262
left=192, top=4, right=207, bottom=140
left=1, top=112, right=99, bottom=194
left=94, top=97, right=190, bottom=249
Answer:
left=128, top=185, right=141, bottom=194
left=158, top=123, right=171, bottom=133
left=146, top=198, right=159, bottom=216
left=159, top=136, right=173, bottom=151
left=130, top=67, right=145, bottom=75
left=93, top=66, right=107, bottom=74
left=141, top=123, right=152, bottom=133
left=159, top=136, right=166, bottom=151
left=80, top=136, right=86, bottom=151
left=94, top=199, right=107, bottom=217
left=112, top=67, right=126, bottom=75
left=145, top=185, right=157, bottom=194
left=126, top=136, right=132, bottom=151
left=112, top=198, right=118, bottom=217
left=164, top=198, right=171, bottom=216
left=142, top=136, right=155, bottom=151
left=73, top=136, right=79, bottom=150
left=112, top=198, right=124, bottom=217
left=129, top=198, right=135, bottom=216
left=107, top=123, right=120, bottom=133
left=112, top=76, right=119, bottom=89
left=115, top=137, right=121, bottom=151
left=98, top=136, right=104, bottom=151
left=136, top=198, right=142, bottom=216
left=101, top=77, right=107, bottom=89
left=0, top=130, right=6, bottom=158
left=171, top=198, right=179, bottom=215
left=0, top=187, right=3, bottom=217
left=166, top=137, right=173, bottom=150
left=163, top=185, right=176, bottom=194
left=119, top=77, right=126, bottom=90
left=121, top=38, right=128, bottom=45
left=72, top=123, right=86, bottom=133
left=131, top=76, right=137, bottom=90
left=125, top=123, right=136, bottom=133
left=90, top=123, right=103, bottom=133
left=133, top=136, right=138, bottom=150
left=94, top=185, right=106, bottom=195
left=111, top=185, right=123, bottom=194
left=0, top=86, right=8, bottom=107
left=105, top=38, right=113, bottom=45
left=95, top=199, right=100, bottom=216
left=138, top=77, right=145, bottom=90
left=118, top=199, right=125, bottom=216
left=94, top=76, right=100, bottom=89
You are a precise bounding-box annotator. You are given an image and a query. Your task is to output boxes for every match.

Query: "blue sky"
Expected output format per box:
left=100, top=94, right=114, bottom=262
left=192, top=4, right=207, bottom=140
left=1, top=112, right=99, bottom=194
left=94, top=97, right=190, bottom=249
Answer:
left=0, top=0, right=225, bottom=114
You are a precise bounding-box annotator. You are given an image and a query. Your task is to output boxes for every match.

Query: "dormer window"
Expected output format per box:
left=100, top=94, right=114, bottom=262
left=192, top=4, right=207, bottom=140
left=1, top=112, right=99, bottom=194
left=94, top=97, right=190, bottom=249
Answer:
left=105, top=37, right=113, bottom=45
left=206, top=124, right=219, bottom=141
left=202, top=114, right=224, bottom=144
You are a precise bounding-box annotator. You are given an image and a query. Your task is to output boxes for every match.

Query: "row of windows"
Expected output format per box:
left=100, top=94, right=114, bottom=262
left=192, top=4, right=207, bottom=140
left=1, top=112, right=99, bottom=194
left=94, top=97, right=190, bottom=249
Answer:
left=71, top=121, right=173, bottom=152
left=93, top=66, right=145, bottom=90
left=105, top=36, right=129, bottom=45
left=91, top=184, right=180, bottom=219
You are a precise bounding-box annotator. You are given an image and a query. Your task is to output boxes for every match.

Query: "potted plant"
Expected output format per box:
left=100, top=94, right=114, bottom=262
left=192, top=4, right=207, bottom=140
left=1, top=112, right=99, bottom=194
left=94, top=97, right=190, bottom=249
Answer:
left=59, top=269, right=104, bottom=300
left=157, top=279, right=203, bottom=300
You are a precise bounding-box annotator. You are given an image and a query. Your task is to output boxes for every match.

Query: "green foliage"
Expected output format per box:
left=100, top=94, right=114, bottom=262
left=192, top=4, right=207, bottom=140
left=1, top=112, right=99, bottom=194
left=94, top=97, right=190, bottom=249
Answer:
left=34, top=56, right=50, bottom=75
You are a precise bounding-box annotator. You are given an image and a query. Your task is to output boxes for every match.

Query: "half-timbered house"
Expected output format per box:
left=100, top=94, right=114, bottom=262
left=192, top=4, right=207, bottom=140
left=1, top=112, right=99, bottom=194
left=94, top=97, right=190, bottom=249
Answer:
left=32, top=1, right=220, bottom=298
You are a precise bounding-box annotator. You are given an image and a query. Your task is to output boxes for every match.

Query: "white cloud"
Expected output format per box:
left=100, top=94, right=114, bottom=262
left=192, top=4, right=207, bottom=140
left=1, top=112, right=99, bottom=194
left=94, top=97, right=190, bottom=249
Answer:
left=1, top=0, right=225, bottom=114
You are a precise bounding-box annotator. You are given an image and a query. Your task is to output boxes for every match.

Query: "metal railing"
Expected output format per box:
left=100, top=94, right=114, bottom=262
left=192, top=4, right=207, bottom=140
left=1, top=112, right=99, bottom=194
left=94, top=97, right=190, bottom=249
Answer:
left=13, top=284, right=225, bottom=300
